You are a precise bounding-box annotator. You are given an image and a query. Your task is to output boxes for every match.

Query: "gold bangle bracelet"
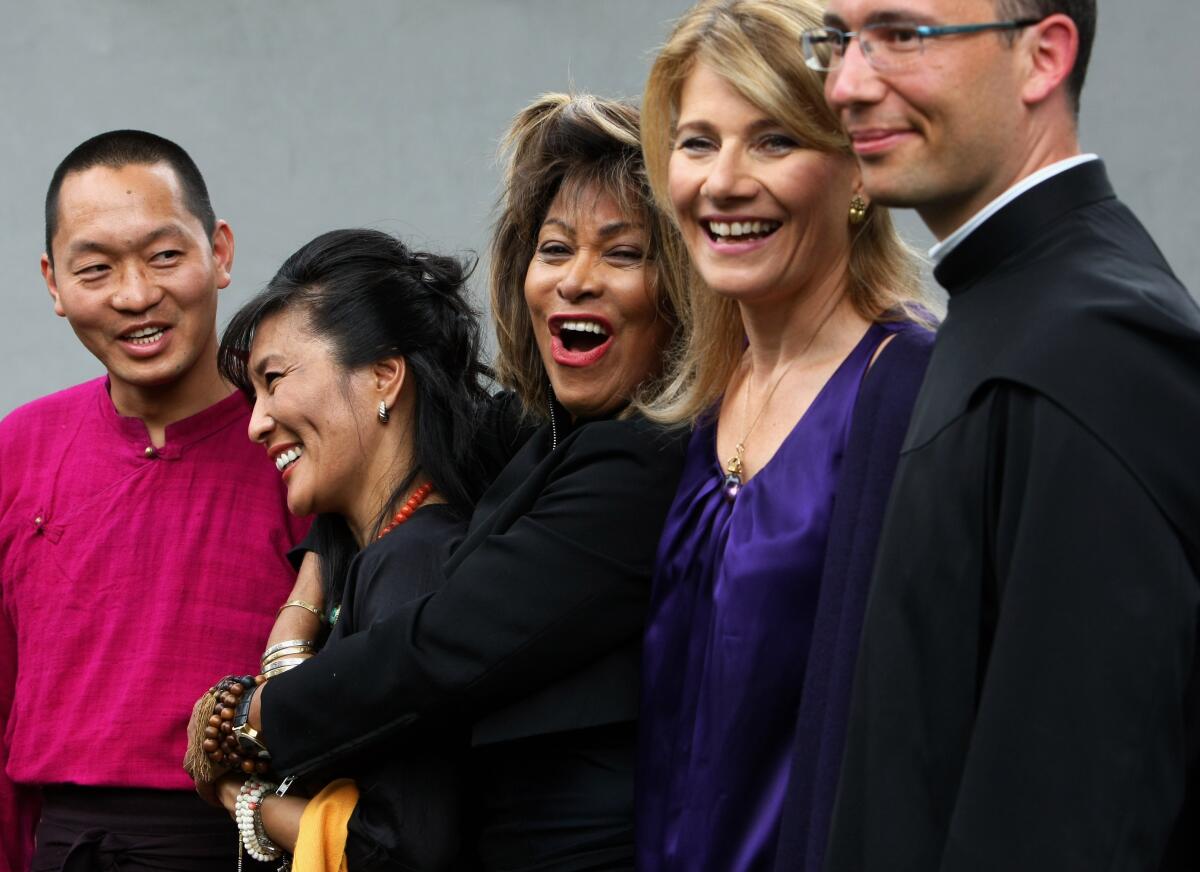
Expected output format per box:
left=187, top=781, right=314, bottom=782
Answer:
left=262, top=656, right=312, bottom=679
left=263, top=655, right=312, bottom=671
left=263, top=644, right=315, bottom=660
left=277, top=599, right=326, bottom=623
left=261, top=647, right=316, bottom=670
left=261, top=638, right=316, bottom=662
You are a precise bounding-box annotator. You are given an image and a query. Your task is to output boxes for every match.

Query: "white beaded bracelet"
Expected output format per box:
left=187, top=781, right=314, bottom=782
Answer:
left=236, top=776, right=282, bottom=863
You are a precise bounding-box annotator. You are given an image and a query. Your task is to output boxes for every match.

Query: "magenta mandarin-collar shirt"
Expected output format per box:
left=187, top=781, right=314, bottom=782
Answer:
left=0, top=378, right=309, bottom=870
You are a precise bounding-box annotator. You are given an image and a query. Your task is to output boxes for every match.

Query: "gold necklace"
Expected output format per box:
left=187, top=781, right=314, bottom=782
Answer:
left=722, top=297, right=842, bottom=501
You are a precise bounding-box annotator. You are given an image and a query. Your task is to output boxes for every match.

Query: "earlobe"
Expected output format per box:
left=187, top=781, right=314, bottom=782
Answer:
left=849, top=160, right=864, bottom=196
left=1021, top=14, right=1078, bottom=106
left=41, top=254, right=66, bottom=318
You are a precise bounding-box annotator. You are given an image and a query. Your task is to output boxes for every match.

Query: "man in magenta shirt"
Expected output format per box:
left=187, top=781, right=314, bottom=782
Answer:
left=0, top=131, right=309, bottom=870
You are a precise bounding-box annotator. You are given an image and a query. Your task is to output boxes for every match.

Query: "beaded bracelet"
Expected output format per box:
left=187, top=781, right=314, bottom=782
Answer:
left=235, top=776, right=282, bottom=862
left=201, top=675, right=273, bottom=776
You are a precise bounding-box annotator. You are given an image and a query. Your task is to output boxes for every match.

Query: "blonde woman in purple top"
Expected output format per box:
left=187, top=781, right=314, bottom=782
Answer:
left=635, top=3, right=935, bottom=870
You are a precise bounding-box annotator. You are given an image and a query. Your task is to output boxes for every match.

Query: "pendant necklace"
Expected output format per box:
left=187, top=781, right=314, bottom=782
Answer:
left=721, top=298, right=842, bottom=502
left=721, top=362, right=795, bottom=502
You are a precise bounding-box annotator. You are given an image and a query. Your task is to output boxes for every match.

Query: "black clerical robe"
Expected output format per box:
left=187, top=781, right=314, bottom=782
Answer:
left=826, top=161, right=1200, bottom=871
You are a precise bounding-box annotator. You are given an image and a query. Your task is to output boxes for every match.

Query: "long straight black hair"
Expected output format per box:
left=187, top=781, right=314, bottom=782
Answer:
left=219, top=228, right=492, bottom=606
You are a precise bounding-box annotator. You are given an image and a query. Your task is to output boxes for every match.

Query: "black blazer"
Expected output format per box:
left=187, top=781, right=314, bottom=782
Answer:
left=328, top=506, right=473, bottom=871
left=262, top=409, right=687, bottom=776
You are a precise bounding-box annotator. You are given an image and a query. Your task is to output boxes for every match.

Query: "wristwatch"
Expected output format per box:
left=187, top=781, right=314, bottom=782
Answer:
left=231, top=684, right=271, bottom=759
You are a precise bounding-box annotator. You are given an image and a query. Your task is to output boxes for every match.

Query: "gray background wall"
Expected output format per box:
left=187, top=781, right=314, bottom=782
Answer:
left=2, top=1, right=1196, bottom=418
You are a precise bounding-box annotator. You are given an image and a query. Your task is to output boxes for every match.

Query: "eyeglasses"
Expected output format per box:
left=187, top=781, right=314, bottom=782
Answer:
left=801, top=18, right=1043, bottom=72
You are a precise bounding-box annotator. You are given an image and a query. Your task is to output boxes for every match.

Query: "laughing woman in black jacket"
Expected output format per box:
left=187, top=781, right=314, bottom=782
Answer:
left=201, top=94, right=690, bottom=871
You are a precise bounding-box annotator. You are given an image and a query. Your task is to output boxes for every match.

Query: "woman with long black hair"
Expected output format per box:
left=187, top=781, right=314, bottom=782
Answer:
left=202, top=228, right=492, bottom=869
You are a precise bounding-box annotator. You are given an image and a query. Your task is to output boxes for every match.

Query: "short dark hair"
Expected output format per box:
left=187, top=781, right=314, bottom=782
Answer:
left=996, top=0, right=1096, bottom=113
left=44, top=130, right=216, bottom=263
left=219, top=229, right=493, bottom=604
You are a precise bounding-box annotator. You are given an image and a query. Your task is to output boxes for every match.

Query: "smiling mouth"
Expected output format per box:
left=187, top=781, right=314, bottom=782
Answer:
left=121, top=326, right=168, bottom=345
left=704, top=220, right=781, bottom=243
left=275, top=445, right=304, bottom=473
left=557, top=319, right=611, bottom=353
left=848, top=128, right=914, bottom=156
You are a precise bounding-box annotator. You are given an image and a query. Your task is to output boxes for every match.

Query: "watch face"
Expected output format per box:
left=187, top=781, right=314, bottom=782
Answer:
left=234, top=725, right=269, bottom=757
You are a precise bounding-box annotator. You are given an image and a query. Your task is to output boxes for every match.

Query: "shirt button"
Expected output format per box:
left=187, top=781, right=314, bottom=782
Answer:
left=144, top=446, right=156, bottom=458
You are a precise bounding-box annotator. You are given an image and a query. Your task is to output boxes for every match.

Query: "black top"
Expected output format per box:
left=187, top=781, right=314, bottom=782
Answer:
left=319, top=504, right=473, bottom=871
left=827, top=161, right=1200, bottom=871
left=264, top=409, right=688, bottom=870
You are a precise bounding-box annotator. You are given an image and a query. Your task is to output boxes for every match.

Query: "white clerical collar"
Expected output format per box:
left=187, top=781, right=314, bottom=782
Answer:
left=929, top=154, right=1100, bottom=265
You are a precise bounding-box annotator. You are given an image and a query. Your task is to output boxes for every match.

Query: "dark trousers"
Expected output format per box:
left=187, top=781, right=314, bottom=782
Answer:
left=32, top=785, right=274, bottom=872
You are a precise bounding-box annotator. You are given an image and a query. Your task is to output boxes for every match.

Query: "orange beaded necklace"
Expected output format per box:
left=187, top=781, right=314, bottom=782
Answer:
left=376, top=482, right=436, bottom=539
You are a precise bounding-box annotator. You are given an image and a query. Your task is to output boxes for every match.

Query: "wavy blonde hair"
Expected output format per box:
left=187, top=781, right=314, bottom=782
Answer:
left=490, top=93, right=691, bottom=420
left=640, top=0, right=931, bottom=425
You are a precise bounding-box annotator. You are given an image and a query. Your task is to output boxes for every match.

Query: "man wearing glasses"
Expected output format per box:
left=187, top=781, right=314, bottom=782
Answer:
left=803, top=1, right=1200, bottom=869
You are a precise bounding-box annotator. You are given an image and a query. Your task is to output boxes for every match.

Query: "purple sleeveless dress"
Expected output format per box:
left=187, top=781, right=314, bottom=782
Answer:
left=637, top=322, right=900, bottom=871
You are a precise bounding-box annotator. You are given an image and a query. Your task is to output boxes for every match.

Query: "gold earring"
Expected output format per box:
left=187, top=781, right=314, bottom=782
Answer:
left=377, top=401, right=390, bottom=424
left=849, top=195, right=868, bottom=225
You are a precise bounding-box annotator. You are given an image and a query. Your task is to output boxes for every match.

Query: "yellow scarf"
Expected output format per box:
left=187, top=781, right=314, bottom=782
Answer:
left=293, top=779, right=360, bottom=872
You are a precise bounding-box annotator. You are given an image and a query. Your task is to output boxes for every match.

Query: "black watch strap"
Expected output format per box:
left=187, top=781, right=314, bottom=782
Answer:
left=232, top=683, right=271, bottom=758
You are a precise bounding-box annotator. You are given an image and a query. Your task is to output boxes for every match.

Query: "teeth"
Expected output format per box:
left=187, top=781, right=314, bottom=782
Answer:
left=707, top=220, right=779, bottom=239
left=125, top=326, right=165, bottom=345
left=275, top=446, right=304, bottom=472
left=560, top=320, right=609, bottom=337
